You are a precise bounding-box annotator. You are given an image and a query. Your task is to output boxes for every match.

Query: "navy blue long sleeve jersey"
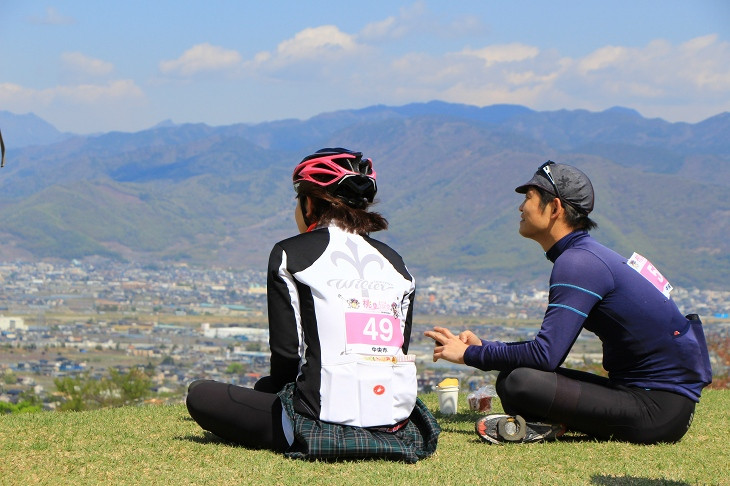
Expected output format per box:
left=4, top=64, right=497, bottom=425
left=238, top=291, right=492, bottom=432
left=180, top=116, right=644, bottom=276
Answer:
left=463, top=231, right=712, bottom=401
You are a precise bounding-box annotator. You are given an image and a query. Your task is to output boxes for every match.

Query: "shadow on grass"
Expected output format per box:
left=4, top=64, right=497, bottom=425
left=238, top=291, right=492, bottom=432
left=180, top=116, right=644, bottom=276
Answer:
left=174, top=433, right=414, bottom=463
left=433, top=411, right=478, bottom=422
left=175, top=431, right=234, bottom=445
left=591, top=475, right=690, bottom=485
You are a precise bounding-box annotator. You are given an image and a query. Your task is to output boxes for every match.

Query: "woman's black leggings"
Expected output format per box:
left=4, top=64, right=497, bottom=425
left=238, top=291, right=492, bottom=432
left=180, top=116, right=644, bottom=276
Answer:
left=185, top=379, right=289, bottom=451
left=496, top=367, right=696, bottom=444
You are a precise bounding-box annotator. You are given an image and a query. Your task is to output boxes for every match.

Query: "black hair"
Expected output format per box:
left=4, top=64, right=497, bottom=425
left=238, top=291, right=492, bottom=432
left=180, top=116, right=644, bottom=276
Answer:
left=535, top=186, right=598, bottom=231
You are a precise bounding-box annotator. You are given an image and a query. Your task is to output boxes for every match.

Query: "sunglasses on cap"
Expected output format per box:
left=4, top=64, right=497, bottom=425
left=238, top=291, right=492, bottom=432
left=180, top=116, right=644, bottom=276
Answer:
left=539, top=161, right=561, bottom=200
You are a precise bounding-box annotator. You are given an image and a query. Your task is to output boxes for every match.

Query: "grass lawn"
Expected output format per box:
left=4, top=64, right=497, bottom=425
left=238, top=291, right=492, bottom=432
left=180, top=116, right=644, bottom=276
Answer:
left=1, top=389, right=727, bottom=485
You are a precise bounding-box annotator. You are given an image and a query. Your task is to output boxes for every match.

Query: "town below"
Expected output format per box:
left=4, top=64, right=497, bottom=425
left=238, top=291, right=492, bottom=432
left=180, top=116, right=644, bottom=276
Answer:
left=2, top=259, right=728, bottom=410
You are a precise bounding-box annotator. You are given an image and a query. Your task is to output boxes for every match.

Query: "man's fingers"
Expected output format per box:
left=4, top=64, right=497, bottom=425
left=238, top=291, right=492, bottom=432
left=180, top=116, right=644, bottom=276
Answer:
left=424, top=330, right=445, bottom=344
left=432, top=326, right=456, bottom=338
left=459, top=331, right=473, bottom=344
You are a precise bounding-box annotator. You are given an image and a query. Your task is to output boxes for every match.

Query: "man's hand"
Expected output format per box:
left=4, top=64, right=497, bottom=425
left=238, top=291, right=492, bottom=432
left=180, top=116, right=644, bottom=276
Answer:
left=423, top=326, right=476, bottom=364
left=458, top=330, right=482, bottom=346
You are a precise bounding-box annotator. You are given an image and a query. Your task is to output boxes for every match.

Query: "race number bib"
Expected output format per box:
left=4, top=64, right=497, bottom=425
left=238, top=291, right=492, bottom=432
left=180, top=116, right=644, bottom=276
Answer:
left=627, top=252, right=673, bottom=298
left=345, top=312, right=403, bottom=355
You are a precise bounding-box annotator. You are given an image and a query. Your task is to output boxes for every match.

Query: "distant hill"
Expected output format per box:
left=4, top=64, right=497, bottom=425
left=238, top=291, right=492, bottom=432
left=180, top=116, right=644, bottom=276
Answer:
left=0, top=111, right=73, bottom=148
left=0, top=102, right=728, bottom=289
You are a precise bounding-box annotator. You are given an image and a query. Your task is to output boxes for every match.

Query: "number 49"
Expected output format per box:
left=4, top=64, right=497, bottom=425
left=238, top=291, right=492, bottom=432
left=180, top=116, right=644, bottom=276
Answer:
left=363, top=317, right=394, bottom=342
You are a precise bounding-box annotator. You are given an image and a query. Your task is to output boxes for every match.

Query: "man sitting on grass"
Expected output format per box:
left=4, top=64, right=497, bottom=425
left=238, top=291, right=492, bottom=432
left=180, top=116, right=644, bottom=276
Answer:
left=426, top=161, right=712, bottom=445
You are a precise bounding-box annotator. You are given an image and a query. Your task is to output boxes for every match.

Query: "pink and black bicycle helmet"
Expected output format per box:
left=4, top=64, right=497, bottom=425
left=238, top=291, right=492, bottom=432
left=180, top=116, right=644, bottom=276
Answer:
left=293, top=147, right=377, bottom=208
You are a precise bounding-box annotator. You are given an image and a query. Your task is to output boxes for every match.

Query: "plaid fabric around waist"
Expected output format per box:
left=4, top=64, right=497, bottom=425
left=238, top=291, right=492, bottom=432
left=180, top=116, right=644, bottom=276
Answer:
left=276, top=383, right=440, bottom=463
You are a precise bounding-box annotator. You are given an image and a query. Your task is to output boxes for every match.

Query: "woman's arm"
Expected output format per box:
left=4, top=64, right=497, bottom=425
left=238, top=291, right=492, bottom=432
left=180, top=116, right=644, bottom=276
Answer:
left=266, top=244, right=303, bottom=390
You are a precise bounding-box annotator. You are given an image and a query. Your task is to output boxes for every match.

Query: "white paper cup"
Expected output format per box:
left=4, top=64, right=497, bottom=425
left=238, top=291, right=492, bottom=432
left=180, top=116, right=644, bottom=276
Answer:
left=437, top=385, right=459, bottom=414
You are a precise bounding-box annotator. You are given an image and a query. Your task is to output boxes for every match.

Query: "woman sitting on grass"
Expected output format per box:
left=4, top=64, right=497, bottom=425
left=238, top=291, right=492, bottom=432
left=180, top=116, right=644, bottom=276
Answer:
left=186, top=148, right=440, bottom=462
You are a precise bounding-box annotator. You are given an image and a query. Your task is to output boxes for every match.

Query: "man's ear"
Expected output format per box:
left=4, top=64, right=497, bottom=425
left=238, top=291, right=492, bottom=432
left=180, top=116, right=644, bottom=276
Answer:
left=550, top=198, right=563, bottom=218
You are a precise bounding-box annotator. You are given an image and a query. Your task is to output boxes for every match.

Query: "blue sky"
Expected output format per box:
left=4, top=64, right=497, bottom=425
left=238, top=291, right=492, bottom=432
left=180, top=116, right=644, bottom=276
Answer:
left=2, top=1, right=729, bottom=134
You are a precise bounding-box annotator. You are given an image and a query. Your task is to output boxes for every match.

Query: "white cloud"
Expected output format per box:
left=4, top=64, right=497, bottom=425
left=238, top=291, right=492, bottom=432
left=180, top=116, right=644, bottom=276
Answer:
left=274, top=25, right=358, bottom=60
left=0, top=81, right=147, bottom=133
left=13, top=4, right=730, bottom=132
left=443, top=82, right=562, bottom=110
left=359, top=47, right=563, bottom=109
left=246, top=25, right=367, bottom=75
left=352, top=34, right=730, bottom=122
left=358, top=2, right=485, bottom=42
left=682, top=34, right=717, bottom=51
left=505, top=70, right=559, bottom=86
left=55, top=80, right=144, bottom=103
left=577, top=46, right=628, bottom=74
left=359, top=2, right=427, bottom=42
left=28, top=7, right=75, bottom=25
left=339, top=10, right=729, bottom=122
left=359, top=2, right=426, bottom=42
left=241, top=6, right=481, bottom=89
left=160, top=43, right=242, bottom=76
left=675, top=35, right=730, bottom=91
left=0, top=83, right=38, bottom=104
left=232, top=17, right=730, bottom=123
left=460, top=43, right=540, bottom=67
left=566, top=35, right=730, bottom=108
left=0, top=80, right=143, bottom=108
left=61, top=52, right=114, bottom=77
left=359, top=16, right=400, bottom=41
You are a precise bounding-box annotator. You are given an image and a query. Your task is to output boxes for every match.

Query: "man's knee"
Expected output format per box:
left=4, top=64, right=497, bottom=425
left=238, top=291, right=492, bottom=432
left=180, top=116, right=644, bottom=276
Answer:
left=498, top=368, right=554, bottom=403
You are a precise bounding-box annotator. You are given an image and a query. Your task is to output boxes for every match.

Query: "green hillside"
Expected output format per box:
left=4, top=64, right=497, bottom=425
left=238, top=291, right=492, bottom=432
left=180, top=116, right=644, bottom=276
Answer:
left=0, top=103, right=728, bottom=288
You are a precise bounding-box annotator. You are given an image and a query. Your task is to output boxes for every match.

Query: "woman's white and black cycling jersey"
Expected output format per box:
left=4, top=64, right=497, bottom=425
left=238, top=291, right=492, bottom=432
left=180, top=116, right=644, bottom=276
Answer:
left=266, top=225, right=417, bottom=427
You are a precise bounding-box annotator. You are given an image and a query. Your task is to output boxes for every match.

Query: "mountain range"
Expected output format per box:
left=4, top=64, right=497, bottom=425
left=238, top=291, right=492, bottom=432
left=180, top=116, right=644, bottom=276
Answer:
left=0, top=101, right=728, bottom=289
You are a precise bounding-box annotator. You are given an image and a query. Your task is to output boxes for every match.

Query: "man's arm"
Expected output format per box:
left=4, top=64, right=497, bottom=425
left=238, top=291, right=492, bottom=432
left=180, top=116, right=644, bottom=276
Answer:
left=463, top=249, right=612, bottom=371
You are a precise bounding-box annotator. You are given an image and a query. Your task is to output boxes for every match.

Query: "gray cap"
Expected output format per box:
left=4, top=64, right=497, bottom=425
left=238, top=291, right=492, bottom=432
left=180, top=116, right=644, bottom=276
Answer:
left=515, top=161, right=594, bottom=214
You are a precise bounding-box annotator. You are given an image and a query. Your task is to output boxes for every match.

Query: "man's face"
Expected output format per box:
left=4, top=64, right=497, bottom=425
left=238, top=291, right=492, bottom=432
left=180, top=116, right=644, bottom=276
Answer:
left=518, top=187, right=553, bottom=240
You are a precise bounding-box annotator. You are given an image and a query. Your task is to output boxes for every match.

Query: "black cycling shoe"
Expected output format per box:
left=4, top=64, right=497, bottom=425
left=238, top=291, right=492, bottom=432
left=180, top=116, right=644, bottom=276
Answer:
left=475, top=414, right=566, bottom=444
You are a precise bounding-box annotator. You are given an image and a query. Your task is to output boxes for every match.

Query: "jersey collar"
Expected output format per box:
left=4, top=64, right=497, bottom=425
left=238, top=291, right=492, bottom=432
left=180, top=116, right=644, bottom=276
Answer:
left=545, top=230, right=589, bottom=263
